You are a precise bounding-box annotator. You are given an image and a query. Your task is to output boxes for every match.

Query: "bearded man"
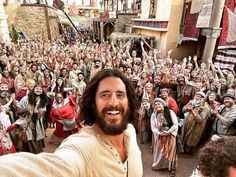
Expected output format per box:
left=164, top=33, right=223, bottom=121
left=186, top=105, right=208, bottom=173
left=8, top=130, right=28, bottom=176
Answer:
left=69, top=62, right=81, bottom=88
left=77, top=72, right=86, bottom=98
left=176, top=74, right=196, bottom=118
left=181, top=91, right=210, bottom=154
left=211, top=93, right=236, bottom=140
left=0, top=83, right=14, bottom=123
left=0, top=69, right=143, bottom=177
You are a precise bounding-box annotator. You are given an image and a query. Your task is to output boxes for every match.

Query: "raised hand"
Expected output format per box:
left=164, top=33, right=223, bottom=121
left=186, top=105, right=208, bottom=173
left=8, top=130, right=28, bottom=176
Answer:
left=183, top=57, right=187, bottom=63
left=193, top=55, right=197, bottom=62
left=14, top=118, right=27, bottom=125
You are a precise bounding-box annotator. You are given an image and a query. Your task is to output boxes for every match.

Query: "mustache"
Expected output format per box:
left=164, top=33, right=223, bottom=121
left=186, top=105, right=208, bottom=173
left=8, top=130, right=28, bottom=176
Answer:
left=0, top=91, right=9, bottom=96
left=101, top=106, right=123, bottom=113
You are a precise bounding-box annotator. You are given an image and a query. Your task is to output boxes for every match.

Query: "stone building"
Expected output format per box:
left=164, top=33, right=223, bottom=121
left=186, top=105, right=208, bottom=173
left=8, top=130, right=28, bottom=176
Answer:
left=0, top=1, right=10, bottom=45
left=129, top=0, right=194, bottom=60
left=5, top=3, right=63, bottom=41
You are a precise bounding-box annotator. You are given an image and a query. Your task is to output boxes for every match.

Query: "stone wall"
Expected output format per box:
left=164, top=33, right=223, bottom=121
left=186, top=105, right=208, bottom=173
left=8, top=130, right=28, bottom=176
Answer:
left=47, top=7, right=60, bottom=40
left=114, top=13, right=137, bottom=32
left=13, top=4, right=60, bottom=41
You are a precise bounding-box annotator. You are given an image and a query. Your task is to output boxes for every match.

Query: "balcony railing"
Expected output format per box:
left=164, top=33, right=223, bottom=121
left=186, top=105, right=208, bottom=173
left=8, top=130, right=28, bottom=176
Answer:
left=130, top=18, right=169, bottom=31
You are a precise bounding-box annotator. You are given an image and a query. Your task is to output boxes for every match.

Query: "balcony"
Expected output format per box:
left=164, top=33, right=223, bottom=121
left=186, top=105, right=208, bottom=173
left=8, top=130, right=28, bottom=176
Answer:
left=130, top=18, right=169, bottom=31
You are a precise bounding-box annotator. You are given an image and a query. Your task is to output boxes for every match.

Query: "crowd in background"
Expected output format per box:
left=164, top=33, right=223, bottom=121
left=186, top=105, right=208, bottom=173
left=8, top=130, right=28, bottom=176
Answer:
left=0, top=35, right=235, bottom=176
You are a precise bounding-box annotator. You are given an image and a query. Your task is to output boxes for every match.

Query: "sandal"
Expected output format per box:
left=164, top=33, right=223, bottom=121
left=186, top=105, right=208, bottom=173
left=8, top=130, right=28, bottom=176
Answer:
left=169, top=170, right=176, bottom=177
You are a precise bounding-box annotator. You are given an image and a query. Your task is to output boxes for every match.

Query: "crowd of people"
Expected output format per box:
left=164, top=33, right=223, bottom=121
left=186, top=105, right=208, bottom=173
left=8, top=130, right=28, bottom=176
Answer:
left=0, top=35, right=236, bottom=176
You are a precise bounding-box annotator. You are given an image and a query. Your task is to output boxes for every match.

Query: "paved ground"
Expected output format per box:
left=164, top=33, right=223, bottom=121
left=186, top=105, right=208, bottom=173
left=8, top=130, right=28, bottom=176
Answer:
left=44, top=128, right=196, bottom=177
left=139, top=142, right=196, bottom=177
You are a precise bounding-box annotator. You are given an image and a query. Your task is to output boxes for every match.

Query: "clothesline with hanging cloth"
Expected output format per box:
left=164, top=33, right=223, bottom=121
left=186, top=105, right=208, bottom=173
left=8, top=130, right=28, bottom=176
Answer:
left=214, top=49, right=236, bottom=70
left=218, top=0, right=236, bottom=49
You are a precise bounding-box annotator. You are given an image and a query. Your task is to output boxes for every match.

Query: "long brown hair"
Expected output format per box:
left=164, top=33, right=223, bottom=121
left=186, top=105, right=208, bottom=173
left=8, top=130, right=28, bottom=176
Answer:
left=80, top=69, right=138, bottom=125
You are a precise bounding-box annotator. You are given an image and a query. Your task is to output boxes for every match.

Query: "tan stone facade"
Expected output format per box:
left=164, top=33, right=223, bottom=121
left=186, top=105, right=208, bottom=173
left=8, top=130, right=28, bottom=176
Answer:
left=130, top=0, right=197, bottom=60
left=9, top=4, right=60, bottom=41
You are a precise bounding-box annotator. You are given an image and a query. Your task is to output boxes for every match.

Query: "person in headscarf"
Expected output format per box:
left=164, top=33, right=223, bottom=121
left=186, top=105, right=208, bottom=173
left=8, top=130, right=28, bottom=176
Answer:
left=181, top=91, right=210, bottom=154
left=138, top=96, right=153, bottom=144
left=151, top=98, right=178, bottom=177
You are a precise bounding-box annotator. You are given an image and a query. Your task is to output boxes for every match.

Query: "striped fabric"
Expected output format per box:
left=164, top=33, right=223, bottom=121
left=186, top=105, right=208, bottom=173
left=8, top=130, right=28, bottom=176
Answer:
left=214, top=49, right=236, bottom=69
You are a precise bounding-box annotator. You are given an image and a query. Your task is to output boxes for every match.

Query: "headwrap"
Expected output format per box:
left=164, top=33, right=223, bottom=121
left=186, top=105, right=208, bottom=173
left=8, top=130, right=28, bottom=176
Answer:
left=196, top=91, right=206, bottom=98
left=160, top=87, right=171, bottom=93
left=153, top=98, right=167, bottom=107
left=223, top=93, right=236, bottom=100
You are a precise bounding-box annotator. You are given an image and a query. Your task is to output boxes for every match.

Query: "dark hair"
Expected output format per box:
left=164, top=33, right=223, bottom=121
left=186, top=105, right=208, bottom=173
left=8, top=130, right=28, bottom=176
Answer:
left=80, top=69, right=138, bottom=125
left=53, top=77, right=65, bottom=93
left=197, top=137, right=236, bottom=177
left=163, top=106, right=173, bottom=128
left=55, top=91, right=67, bottom=99
left=60, top=68, right=68, bottom=73
left=28, top=85, right=49, bottom=108
left=206, top=91, right=220, bottom=104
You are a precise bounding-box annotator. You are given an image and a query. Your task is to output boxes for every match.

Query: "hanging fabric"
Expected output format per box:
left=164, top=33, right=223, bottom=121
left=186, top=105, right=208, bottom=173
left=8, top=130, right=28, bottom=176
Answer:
left=218, top=0, right=236, bottom=49
left=226, top=7, right=236, bottom=43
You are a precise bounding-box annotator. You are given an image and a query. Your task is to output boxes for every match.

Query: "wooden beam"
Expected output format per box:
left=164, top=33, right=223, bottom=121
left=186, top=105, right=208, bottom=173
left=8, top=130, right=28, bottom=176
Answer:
left=44, top=6, right=51, bottom=40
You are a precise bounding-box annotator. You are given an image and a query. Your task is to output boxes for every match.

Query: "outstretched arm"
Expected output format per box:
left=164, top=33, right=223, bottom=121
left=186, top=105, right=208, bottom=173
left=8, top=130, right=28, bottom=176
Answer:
left=0, top=152, right=81, bottom=177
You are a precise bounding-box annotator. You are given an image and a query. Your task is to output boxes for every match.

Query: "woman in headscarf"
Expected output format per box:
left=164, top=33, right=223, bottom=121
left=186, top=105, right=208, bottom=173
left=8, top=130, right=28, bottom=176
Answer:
left=151, top=98, right=178, bottom=177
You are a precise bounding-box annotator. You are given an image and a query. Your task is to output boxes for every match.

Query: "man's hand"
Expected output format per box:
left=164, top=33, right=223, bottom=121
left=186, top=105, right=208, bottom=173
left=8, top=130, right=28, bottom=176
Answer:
left=186, top=103, right=193, bottom=112
left=14, top=118, right=27, bottom=125
left=211, top=109, right=219, bottom=117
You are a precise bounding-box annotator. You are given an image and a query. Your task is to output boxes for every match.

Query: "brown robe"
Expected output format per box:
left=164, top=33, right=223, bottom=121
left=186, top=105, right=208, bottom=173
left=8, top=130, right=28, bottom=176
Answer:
left=181, top=102, right=210, bottom=147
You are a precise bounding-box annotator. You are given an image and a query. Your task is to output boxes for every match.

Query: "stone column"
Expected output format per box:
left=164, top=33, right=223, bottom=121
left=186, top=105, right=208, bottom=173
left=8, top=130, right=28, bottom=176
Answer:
left=202, top=0, right=226, bottom=64
left=0, top=1, right=10, bottom=45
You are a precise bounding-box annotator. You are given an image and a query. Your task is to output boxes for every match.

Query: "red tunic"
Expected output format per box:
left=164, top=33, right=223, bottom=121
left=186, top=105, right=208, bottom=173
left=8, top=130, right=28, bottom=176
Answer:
left=168, top=97, right=180, bottom=116
left=50, top=96, right=78, bottom=138
left=0, top=124, right=16, bottom=156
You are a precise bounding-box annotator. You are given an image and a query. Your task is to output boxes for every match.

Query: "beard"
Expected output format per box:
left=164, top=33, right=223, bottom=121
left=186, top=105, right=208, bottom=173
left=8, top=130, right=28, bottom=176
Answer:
left=94, top=106, right=130, bottom=135
left=224, top=101, right=234, bottom=108
left=0, top=91, right=9, bottom=98
left=192, top=99, right=202, bottom=106
left=178, top=80, right=185, bottom=85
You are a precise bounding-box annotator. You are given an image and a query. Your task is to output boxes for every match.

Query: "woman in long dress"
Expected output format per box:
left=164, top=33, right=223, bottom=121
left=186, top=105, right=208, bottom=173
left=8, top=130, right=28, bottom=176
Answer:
left=151, top=98, right=178, bottom=176
left=16, top=84, right=49, bottom=154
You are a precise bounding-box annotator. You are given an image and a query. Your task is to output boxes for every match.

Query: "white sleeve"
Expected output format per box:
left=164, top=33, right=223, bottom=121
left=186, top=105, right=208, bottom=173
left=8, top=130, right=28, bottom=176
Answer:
left=150, top=112, right=160, bottom=135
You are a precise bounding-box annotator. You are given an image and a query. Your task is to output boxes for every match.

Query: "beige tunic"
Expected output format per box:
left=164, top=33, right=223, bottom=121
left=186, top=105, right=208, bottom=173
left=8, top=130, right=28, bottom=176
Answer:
left=0, top=124, right=143, bottom=177
left=181, top=102, right=210, bottom=147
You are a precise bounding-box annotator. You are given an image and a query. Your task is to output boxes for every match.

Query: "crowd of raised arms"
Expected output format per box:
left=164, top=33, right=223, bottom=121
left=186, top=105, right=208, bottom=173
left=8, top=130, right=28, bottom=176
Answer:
left=0, top=34, right=235, bottom=177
